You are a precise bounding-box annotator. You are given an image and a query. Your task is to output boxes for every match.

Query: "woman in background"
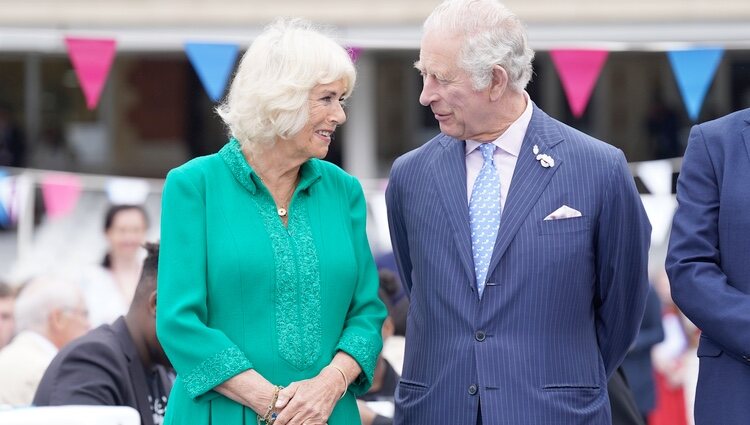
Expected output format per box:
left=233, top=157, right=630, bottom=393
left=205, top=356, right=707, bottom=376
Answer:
left=80, top=204, right=148, bottom=326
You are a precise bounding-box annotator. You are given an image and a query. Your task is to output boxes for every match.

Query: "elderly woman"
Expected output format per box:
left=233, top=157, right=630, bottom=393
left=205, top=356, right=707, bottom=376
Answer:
left=157, top=19, right=386, bottom=425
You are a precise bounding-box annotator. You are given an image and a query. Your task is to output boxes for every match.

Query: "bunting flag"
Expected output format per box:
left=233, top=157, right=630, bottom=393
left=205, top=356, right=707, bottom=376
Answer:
left=106, top=178, right=150, bottom=205
left=41, top=173, right=82, bottom=219
left=346, top=46, right=363, bottom=63
left=549, top=49, right=609, bottom=118
left=667, top=48, right=724, bottom=121
left=64, top=37, right=117, bottom=110
left=184, top=42, right=239, bottom=102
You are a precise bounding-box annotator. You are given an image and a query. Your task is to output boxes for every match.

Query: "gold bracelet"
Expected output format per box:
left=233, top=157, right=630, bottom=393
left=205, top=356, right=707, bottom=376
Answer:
left=258, top=385, right=283, bottom=425
left=326, top=365, right=348, bottom=400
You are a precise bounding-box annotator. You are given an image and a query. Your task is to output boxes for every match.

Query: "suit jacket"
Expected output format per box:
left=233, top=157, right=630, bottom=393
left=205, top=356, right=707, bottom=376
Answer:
left=33, top=317, right=171, bottom=425
left=0, top=331, right=58, bottom=405
left=666, top=108, right=750, bottom=425
left=386, top=104, right=651, bottom=425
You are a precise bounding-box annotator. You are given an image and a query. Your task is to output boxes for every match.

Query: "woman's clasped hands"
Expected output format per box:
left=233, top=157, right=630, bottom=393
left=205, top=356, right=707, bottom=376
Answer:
left=266, top=366, right=347, bottom=425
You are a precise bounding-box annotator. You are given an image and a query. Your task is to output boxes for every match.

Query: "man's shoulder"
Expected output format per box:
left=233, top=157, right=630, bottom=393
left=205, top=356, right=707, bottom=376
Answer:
left=696, top=107, right=750, bottom=137
left=392, top=134, right=453, bottom=171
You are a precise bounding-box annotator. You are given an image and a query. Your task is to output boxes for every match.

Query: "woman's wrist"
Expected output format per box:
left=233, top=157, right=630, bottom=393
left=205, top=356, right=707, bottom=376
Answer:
left=323, top=364, right=348, bottom=399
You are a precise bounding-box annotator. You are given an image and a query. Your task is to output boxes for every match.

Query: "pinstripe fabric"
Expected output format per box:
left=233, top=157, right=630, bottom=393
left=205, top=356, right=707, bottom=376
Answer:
left=386, top=104, right=651, bottom=425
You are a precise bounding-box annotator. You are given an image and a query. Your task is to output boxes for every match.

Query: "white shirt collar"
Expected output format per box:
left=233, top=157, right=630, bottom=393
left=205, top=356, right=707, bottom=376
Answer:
left=465, top=91, right=533, bottom=158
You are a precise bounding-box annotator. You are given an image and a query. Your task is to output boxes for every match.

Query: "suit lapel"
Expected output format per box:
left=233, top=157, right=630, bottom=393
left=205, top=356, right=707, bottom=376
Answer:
left=486, top=106, right=564, bottom=276
left=431, top=136, right=476, bottom=286
left=116, top=319, right=155, bottom=425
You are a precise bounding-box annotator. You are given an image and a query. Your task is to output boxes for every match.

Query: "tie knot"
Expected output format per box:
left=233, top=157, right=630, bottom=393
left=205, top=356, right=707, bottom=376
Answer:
left=479, top=143, right=496, bottom=162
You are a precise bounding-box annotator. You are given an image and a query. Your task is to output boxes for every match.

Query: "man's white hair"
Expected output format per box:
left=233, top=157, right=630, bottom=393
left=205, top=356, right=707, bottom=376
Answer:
left=14, top=276, right=83, bottom=333
left=423, top=0, right=535, bottom=92
left=216, top=18, right=356, bottom=152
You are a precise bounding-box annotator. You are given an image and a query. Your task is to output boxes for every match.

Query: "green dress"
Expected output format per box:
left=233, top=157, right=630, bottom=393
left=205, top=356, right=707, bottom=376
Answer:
left=157, top=139, right=386, bottom=424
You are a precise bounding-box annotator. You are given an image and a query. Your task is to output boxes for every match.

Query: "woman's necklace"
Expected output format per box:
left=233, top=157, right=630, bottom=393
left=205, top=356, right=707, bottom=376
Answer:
left=256, top=173, right=297, bottom=217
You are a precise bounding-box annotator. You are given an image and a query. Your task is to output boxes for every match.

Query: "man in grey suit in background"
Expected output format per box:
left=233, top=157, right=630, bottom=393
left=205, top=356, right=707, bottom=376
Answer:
left=385, top=1, right=652, bottom=424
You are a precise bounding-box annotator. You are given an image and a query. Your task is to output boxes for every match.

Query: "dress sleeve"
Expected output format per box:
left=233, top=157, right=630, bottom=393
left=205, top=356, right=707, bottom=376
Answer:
left=334, top=176, right=387, bottom=396
left=156, top=167, right=252, bottom=401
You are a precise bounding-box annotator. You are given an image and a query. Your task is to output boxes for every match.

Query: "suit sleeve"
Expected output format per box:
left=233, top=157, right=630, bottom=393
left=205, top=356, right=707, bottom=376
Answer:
left=666, top=124, right=750, bottom=358
left=34, top=343, right=122, bottom=406
left=385, top=159, right=414, bottom=296
left=156, top=167, right=252, bottom=401
left=334, top=175, right=387, bottom=396
left=595, top=150, right=651, bottom=378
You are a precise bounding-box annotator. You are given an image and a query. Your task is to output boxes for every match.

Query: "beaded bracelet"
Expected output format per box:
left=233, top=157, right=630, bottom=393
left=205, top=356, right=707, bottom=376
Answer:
left=326, top=365, right=349, bottom=400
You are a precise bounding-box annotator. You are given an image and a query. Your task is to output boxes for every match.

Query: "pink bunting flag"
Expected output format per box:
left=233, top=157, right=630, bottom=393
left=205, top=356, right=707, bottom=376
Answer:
left=346, top=46, right=363, bottom=63
left=64, top=37, right=117, bottom=110
left=41, top=173, right=82, bottom=219
left=549, top=49, right=609, bottom=118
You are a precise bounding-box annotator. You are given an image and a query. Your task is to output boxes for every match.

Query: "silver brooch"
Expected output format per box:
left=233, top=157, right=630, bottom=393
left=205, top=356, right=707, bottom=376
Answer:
left=533, top=145, right=554, bottom=168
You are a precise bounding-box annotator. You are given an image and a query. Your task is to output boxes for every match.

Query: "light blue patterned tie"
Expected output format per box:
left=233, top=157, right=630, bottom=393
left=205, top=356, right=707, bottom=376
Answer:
left=469, top=143, right=501, bottom=298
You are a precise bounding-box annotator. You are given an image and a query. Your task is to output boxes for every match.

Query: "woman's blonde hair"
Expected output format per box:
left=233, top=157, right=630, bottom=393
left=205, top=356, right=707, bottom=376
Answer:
left=216, top=19, right=356, bottom=152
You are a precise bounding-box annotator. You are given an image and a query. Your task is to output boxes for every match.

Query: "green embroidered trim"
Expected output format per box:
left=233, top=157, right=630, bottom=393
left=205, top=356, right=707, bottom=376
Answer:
left=218, top=139, right=257, bottom=194
left=183, top=346, right=252, bottom=399
left=337, top=333, right=379, bottom=387
left=219, top=137, right=323, bottom=370
left=253, top=189, right=322, bottom=370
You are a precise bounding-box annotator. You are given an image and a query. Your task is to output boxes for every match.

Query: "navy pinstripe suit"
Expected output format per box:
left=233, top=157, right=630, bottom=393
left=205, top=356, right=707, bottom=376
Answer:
left=386, top=104, right=651, bottom=424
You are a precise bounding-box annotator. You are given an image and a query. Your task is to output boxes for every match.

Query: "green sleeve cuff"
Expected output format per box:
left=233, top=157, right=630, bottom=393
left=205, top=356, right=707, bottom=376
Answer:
left=182, top=346, right=253, bottom=399
left=336, top=333, right=382, bottom=396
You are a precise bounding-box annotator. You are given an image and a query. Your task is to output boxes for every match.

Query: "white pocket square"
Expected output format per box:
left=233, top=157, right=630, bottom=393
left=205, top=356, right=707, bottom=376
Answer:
left=543, top=205, right=582, bottom=220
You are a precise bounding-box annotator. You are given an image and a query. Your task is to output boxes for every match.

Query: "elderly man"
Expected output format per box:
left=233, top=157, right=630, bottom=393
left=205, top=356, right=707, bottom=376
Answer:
left=385, top=1, right=651, bottom=424
left=0, top=276, right=90, bottom=405
left=34, top=243, right=173, bottom=425
left=0, top=281, right=15, bottom=349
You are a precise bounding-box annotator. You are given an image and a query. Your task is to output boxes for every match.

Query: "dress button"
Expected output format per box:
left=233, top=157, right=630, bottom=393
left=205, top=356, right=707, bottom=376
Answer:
left=475, top=331, right=486, bottom=342
left=468, top=384, right=478, bottom=395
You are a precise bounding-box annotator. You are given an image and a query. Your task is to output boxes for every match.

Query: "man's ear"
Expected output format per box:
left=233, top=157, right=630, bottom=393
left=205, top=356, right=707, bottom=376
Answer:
left=489, top=65, right=508, bottom=101
left=48, top=309, right=65, bottom=331
left=148, top=291, right=157, bottom=317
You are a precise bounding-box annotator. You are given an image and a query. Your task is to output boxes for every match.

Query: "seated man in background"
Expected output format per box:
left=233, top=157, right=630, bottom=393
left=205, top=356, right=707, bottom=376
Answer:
left=0, top=281, right=15, bottom=349
left=34, top=243, right=172, bottom=425
left=0, top=276, right=90, bottom=405
left=358, top=270, right=407, bottom=425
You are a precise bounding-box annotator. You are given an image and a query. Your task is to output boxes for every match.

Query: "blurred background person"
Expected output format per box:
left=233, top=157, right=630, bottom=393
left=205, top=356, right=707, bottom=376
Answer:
left=0, top=276, right=90, bottom=406
left=649, top=268, right=693, bottom=425
left=376, top=269, right=407, bottom=375
left=157, top=19, right=385, bottom=425
left=0, top=281, right=16, bottom=349
left=622, top=284, right=665, bottom=423
left=0, top=103, right=26, bottom=167
left=79, top=204, right=149, bottom=327
left=608, top=366, right=646, bottom=425
left=357, top=270, right=408, bottom=425
left=34, top=242, right=172, bottom=425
